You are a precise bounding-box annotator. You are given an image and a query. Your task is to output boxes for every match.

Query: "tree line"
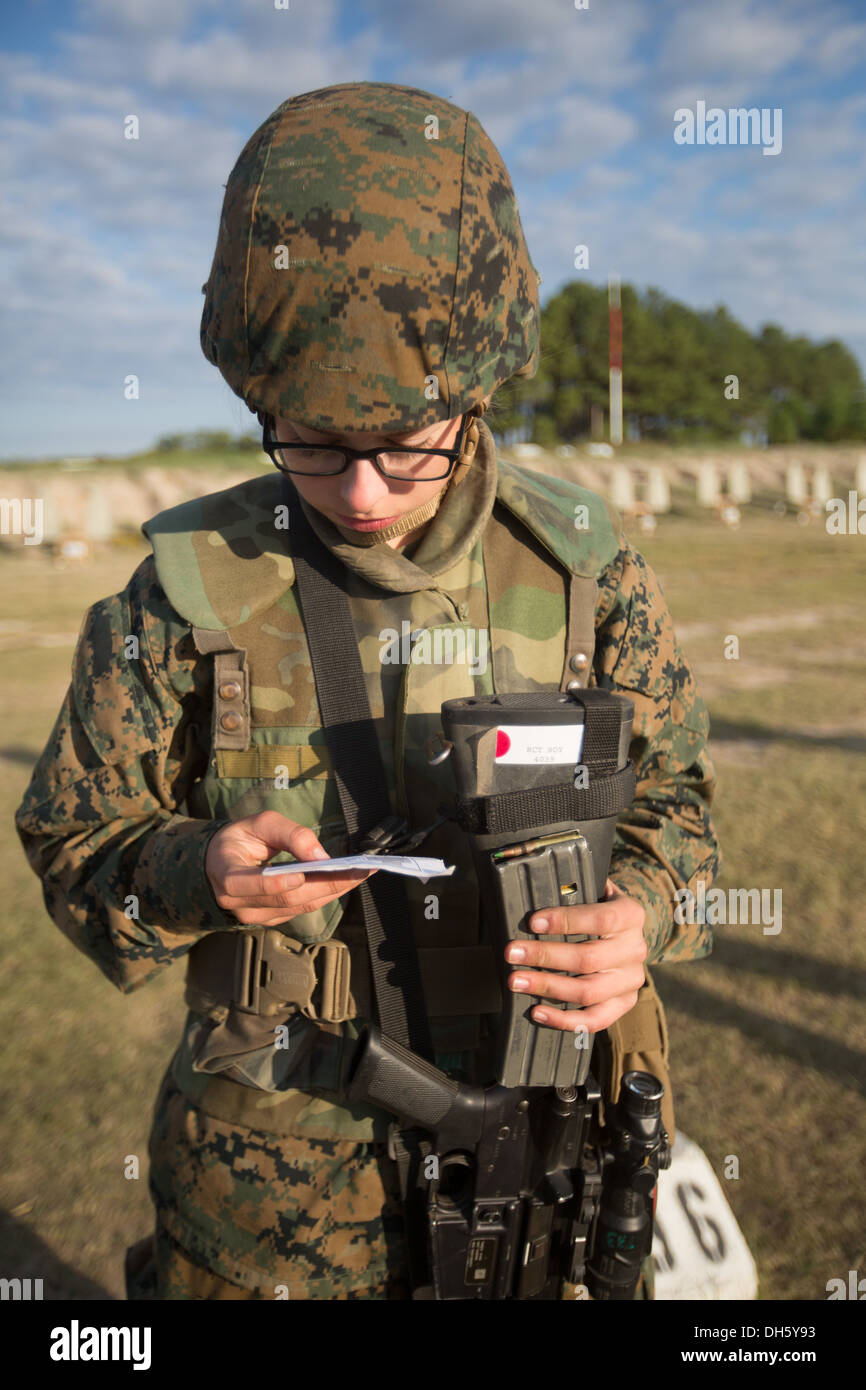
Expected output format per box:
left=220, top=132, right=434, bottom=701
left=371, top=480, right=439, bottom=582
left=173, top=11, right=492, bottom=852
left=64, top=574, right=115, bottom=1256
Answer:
left=493, top=281, right=866, bottom=445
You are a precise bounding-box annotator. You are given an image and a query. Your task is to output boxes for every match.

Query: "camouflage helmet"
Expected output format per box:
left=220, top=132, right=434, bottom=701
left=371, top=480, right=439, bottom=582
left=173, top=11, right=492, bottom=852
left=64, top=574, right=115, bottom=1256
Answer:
left=200, top=80, right=541, bottom=433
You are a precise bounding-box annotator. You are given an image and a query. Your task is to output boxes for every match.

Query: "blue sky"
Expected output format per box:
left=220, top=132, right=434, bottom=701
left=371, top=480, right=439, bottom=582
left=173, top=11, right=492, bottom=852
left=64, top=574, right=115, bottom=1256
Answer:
left=1, top=0, right=864, bottom=459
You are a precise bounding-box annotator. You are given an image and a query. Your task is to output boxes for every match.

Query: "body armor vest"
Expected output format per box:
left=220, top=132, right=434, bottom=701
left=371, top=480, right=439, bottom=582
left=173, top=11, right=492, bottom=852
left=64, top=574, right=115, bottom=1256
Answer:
left=142, top=459, right=675, bottom=1143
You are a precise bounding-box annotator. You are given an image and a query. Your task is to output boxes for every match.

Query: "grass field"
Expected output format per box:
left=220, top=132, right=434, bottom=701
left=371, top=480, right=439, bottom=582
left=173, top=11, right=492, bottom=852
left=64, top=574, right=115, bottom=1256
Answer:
left=1, top=498, right=864, bottom=1300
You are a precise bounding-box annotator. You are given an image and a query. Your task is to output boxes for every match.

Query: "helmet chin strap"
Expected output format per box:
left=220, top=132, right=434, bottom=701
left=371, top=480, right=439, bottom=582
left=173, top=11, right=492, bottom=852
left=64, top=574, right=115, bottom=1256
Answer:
left=330, top=489, right=447, bottom=546
left=329, top=412, right=483, bottom=548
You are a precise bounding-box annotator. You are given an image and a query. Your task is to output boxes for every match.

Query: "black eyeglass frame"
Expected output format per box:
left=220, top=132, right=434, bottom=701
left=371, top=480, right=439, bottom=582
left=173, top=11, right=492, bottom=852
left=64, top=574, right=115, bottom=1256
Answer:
left=261, top=412, right=471, bottom=480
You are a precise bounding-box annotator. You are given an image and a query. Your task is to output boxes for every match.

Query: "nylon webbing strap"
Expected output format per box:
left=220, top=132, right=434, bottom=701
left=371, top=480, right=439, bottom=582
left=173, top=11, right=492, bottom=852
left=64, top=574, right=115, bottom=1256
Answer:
left=282, top=477, right=434, bottom=1063
left=455, top=762, right=636, bottom=836
left=576, top=689, right=623, bottom=769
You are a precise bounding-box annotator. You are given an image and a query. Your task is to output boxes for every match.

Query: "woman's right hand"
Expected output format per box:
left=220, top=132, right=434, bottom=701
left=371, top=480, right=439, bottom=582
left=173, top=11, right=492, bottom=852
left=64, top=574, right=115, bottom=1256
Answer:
left=205, top=810, right=377, bottom=927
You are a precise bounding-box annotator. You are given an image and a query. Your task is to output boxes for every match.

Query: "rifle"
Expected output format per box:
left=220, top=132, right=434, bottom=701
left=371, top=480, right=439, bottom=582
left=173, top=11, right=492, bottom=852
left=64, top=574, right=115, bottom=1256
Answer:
left=347, top=690, right=671, bottom=1300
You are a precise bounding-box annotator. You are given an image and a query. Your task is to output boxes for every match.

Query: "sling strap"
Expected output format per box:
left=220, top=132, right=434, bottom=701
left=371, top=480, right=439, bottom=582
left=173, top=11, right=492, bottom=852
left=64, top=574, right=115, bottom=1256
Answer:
left=283, top=475, right=435, bottom=1063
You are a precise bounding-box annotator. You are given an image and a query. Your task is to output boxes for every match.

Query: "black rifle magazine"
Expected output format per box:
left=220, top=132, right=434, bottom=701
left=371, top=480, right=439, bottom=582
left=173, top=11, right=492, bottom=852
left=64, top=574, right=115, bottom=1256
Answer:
left=489, top=831, right=596, bottom=1089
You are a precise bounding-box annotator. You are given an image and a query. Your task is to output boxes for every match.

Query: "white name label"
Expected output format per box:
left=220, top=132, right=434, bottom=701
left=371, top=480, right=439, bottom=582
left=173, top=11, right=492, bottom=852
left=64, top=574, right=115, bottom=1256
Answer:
left=494, top=724, right=585, bottom=765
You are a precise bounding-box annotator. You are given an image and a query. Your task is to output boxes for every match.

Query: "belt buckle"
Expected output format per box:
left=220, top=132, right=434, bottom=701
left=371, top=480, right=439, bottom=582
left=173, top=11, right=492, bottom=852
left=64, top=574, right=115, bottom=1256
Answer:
left=233, top=930, right=354, bottom=1022
left=234, top=930, right=269, bottom=1013
left=307, top=939, right=354, bottom=1023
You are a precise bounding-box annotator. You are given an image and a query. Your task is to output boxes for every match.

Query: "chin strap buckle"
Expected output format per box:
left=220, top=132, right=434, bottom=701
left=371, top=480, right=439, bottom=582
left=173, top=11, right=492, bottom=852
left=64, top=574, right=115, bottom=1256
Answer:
left=450, top=416, right=480, bottom=489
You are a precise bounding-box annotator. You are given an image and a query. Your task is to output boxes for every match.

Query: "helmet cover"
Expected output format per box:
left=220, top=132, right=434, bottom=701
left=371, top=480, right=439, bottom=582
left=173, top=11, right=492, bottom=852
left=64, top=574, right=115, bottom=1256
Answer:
left=200, top=80, right=540, bottom=432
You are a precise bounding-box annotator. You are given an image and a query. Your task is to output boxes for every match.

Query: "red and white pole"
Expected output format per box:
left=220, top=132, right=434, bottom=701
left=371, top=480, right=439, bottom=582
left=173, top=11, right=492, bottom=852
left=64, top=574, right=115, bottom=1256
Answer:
left=608, top=274, right=622, bottom=446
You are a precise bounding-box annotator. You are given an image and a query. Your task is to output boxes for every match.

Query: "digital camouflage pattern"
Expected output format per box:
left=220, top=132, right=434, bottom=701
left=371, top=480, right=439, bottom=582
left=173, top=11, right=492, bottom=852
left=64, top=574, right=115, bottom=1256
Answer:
left=145, top=1070, right=411, bottom=1299
left=16, top=420, right=719, bottom=1298
left=200, top=81, right=541, bottom=433
left=137, top=1071, right=654, bottom=1300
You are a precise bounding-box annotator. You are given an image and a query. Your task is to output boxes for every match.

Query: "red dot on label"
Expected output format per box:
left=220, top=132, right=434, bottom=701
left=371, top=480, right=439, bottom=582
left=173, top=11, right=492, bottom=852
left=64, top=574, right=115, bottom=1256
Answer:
left=495, top=729, right=511, bottom=758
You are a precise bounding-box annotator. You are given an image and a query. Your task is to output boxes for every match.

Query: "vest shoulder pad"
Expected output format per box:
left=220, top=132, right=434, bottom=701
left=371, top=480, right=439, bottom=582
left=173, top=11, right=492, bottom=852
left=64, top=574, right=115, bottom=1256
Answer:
left=495, top=458, right=621, bottom=577
left=141, top=473, right=291, bottom=630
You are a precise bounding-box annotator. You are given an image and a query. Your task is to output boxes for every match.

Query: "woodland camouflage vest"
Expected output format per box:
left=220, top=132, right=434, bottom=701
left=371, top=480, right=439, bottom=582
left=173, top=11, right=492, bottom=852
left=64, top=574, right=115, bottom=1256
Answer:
left=142, top=458, right=675, bottom=1143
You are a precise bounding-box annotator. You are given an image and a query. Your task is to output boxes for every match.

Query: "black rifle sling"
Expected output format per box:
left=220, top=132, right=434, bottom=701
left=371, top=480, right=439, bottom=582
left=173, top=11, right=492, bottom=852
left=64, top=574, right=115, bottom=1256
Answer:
left=283, top=477, right=434, bottom=1063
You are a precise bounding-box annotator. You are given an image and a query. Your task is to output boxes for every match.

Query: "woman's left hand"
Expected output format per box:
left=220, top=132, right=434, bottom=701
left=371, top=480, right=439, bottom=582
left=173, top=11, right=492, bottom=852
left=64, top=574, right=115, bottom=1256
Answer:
left=504, top=879, right=648, bottom=1036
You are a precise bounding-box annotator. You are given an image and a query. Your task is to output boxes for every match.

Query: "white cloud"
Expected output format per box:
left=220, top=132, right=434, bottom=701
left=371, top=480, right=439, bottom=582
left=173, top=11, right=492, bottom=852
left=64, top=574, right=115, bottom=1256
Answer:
left=801, top=19, right=866, bottom=74
left=503, top=98, right=639, bottom=182
left=385, top=17, right=650, bottom=170
left=657, top=0, right=814, bottom=82
left=370, top=0, right=652, bottom=92
left=55, top=0, right=352, bottom=111
left=76, top=0, right=222, bottom=36
left=0, top=60, right=134, bottom=112
left=140, top=26, right=343, bottom=103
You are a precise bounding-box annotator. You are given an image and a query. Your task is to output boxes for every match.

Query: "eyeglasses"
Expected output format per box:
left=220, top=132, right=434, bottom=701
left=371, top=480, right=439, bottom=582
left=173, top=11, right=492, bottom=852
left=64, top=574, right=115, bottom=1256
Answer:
left=262, top=413, right=470, bottom=481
